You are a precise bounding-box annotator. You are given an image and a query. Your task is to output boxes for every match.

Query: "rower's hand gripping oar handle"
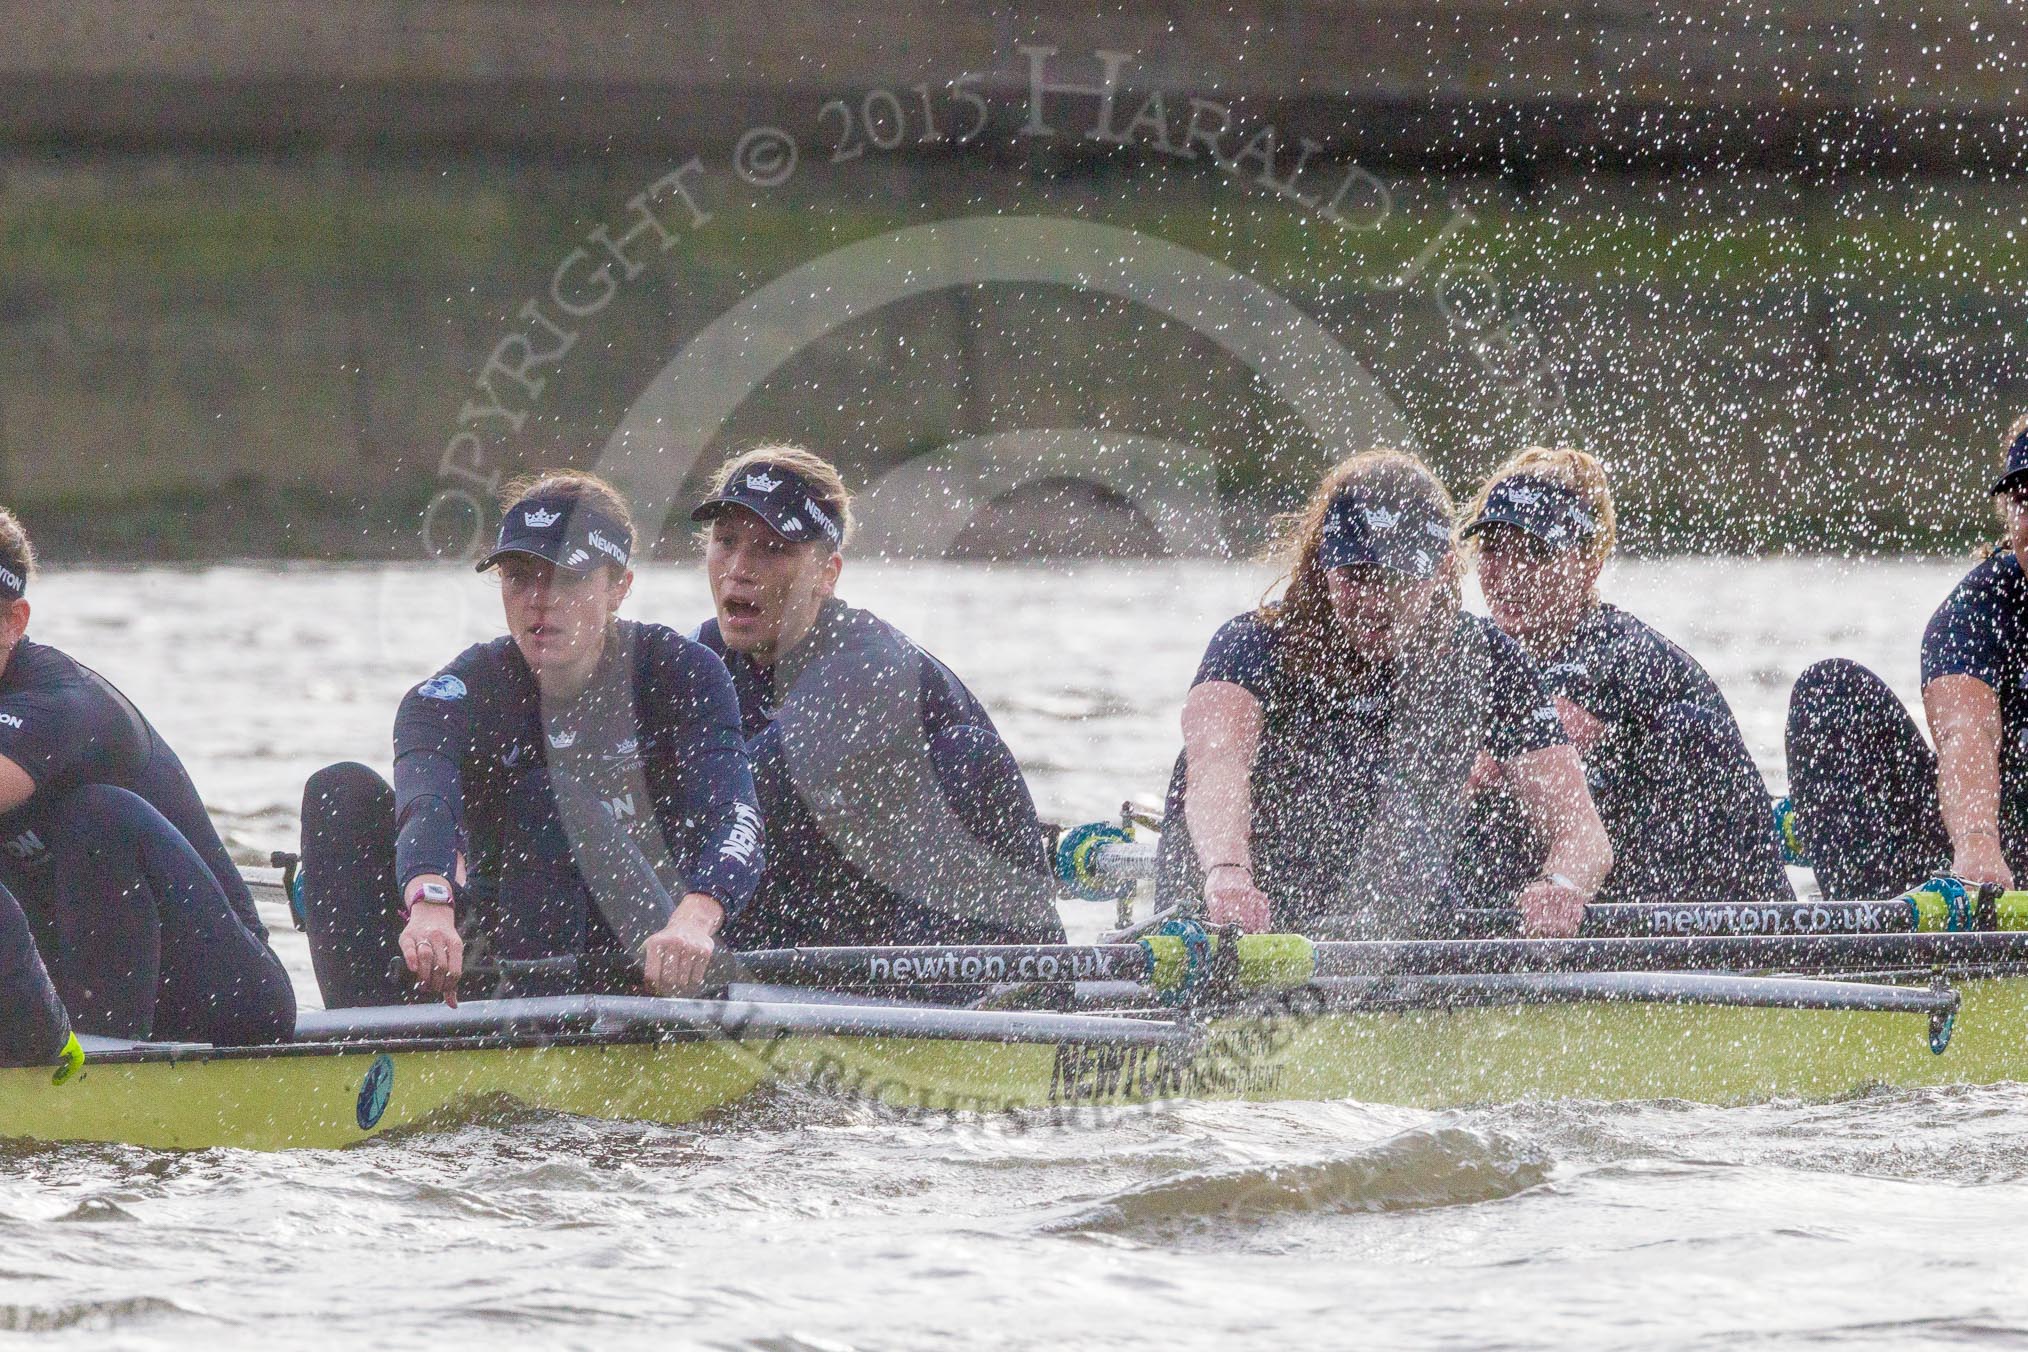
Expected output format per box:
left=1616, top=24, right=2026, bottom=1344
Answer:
left=385, top=950, right=743, bottom=999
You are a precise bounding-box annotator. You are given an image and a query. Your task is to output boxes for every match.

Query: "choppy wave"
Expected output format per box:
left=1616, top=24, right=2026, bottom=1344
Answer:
left=1048, top=1123, right=1553, bottom=1238
left=0, top=1295, right=194, bottom=1332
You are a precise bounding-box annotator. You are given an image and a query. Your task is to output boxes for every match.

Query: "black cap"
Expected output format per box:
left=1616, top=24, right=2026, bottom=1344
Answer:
left=1316, top=487, right=1454, bottom=579
left=0, top=562, right=25, bottom=602
left=689, top=462, right=844, bottom=547
left=476, top=495, right=633, bottom=574
left=1991, top=428, right=2028, bottom=495
left=1460, top=475, right=1599, bottom=551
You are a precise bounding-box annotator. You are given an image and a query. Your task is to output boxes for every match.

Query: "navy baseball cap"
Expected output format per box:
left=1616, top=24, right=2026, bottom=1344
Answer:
left=1990, top=427, right=2028, bottom=495
left=477, top=495, right=634, bottom=574
left=690, top=462, right=845, bottom=548
left=1317, top=487, right=1454, bottom=579
left=1461, top=474, right=1599, bottom=551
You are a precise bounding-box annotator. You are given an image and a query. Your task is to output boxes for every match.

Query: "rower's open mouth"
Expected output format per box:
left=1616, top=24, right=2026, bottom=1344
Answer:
left=723, top=598, right=763, bottom=621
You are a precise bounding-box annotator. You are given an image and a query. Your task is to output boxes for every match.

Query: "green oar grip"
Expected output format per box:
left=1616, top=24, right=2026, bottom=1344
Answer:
left=1139, top=933, right=1317, bottom=993
left=51, top=1031, right=82, bottom=1086
left=1236, top=934, right=1318, bottom=990
left=1140, top=934, right=1191, bottom=991
left=1904, top=884, right=2028, bottom=932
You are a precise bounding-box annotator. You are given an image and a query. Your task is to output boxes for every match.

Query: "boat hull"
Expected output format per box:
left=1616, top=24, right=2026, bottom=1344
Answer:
left=5, top=977, right=2026, bottom=1150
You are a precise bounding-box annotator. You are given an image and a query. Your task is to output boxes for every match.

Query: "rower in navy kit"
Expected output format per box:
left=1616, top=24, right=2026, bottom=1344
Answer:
left=0, top=509, right=294, bottom=1047
left=300, top=472, right=763, bottom=1006
left=1786, top=416, right=2028, bottom=898
left=1157, top=449, right=1613, bottom=938
left=689, top=446, right=1065, bottom=951
left=1458, top=447, right=1791, bottom=906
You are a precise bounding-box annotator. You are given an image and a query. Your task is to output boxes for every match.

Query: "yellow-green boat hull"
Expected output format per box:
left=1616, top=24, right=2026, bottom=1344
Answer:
left=5, top=977, right=2026, bottom=1151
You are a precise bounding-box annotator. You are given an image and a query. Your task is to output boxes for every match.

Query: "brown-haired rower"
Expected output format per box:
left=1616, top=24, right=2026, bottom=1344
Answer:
left=1156, top=449, right=1612, bottom=938
left=689, top=446, right=1065, bottom=951
left=1458, top=447, right=1791, bottom=907
left=0, top=509, right=293, bottom=1052
left=299, top=471, right=763, bottom=1006
left=1786, top=417, right=2028, bottom=898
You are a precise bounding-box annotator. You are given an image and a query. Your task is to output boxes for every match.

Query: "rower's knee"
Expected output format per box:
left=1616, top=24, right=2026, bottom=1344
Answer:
left=304, top=761, right=392, bottom=830
left=1791, top=657, right=1889, bottom=719
left=34, top=783, right=168, bottom=856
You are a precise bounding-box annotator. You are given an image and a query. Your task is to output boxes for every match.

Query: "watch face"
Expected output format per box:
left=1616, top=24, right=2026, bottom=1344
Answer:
left=417, top=883, right=451, bottom=903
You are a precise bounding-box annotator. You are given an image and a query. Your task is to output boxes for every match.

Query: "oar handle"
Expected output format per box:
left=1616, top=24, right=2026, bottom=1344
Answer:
left=385, top=951, right=751, bottom=997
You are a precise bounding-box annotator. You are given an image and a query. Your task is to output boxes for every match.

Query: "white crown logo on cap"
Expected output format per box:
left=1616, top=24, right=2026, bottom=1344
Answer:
left=745, top=472, right=781, bottom=494
left=1504, top=485, right=1543, bottom=507
left=523, top=507, right=562, bottom=528
left=1362, top=506, right=1401, bottom=531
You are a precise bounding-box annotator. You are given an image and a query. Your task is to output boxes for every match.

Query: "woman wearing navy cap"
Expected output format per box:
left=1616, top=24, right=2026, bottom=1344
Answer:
left=1786, top=416, right=2028, bottom=898
left=689, top=445, right=1064, bottom=953
left=299, top=470, right=764, bottom=1006
left=0, top=507, right=293, bottom=1048
left=1156, top=449, right=1611, bottom=938
left=1459, top=446, right=1790, bottom=908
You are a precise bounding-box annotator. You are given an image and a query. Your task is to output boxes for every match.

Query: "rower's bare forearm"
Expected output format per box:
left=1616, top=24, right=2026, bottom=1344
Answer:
left=1508, top=745, right=1613, bottom=894
left=1180, top=681, right=1266, bottom=875
left=1937, top=736, right=2004, bottom=851
left=1927, top=676, right=2007, bottom=853
left=1184, top=757, right=1255, bottom=872
left=1541, top=816, right=1614, bottom=894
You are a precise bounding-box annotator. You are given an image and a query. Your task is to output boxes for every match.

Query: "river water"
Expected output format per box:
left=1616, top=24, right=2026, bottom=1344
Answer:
left=5, top=556, right=2026, bottom=1350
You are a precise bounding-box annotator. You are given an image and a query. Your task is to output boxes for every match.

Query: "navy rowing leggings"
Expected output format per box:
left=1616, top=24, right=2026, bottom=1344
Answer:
left=300, top=761, right=632, bottom=1008
left=0, top=882, right=68, bottom=1066
left=1465, top=700, right=1792, bottom=906
left=1783, top=658, right=1988, bottom=899
left=299, top=762, right=407, bottom=1008
left=0, top=784, right=295, bottom=1045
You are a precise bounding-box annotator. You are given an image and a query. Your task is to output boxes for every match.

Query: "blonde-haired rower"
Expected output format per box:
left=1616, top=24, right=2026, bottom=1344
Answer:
left=1157, top=449, right=1612, bottom=938
left=1458, top=447, right=1790, bottom=907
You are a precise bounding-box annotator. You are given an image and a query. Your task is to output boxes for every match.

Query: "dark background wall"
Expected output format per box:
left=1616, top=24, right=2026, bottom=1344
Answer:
left=4, top=2, right=2026, bottom=557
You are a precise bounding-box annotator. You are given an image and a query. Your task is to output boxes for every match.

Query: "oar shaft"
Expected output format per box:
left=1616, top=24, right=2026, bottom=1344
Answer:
left=1459, top=899, right=1918, bottom=939
left=1310, top=930, right=2028, bottom=977
left=732, top=928, right=2028, bottom=990
left=1315, top=970, right=1958, bottom=1015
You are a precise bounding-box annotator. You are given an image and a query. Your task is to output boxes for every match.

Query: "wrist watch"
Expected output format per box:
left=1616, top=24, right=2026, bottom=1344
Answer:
left=403, top=879, right=453, bottom=918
